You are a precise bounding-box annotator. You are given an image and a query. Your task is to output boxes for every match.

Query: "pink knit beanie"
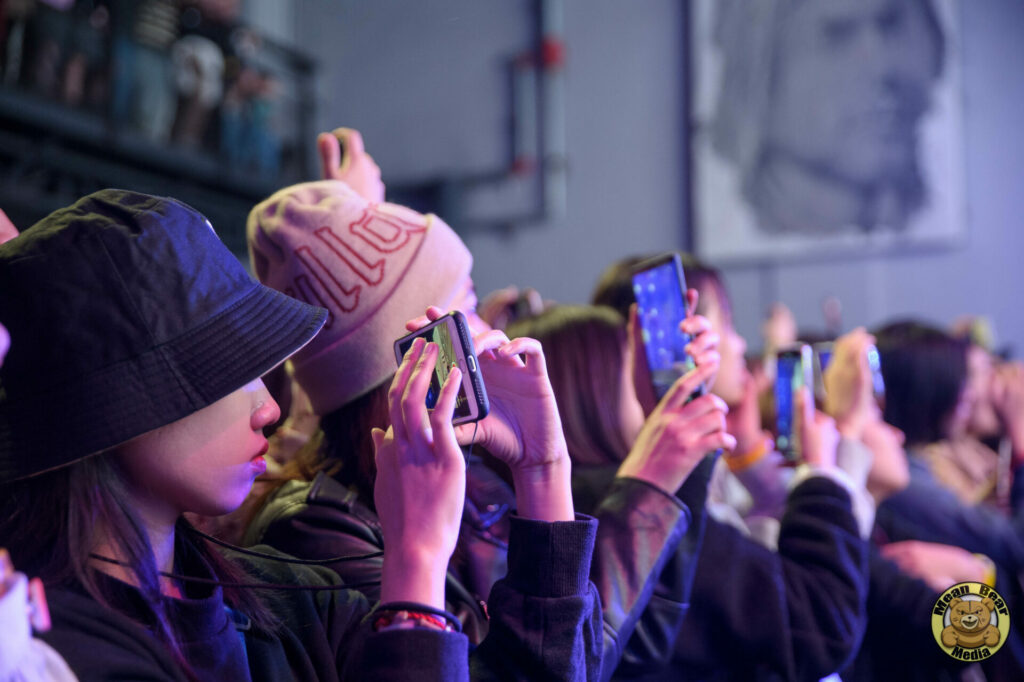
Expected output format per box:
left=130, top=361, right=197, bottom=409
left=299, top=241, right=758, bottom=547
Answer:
left=248, top=180, right=473, bottom=416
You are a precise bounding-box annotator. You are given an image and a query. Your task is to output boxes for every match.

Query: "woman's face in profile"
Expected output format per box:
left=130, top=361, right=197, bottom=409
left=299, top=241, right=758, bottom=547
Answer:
left=114, top=379, right=282, bottom=520
left=701, top=287, right=749, bottom=406
left=964, top=344, right=1000, bottom=439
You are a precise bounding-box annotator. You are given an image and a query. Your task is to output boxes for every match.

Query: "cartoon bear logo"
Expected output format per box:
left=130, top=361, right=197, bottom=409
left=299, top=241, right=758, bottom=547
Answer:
left=941, top=597, right=1001, bottom=649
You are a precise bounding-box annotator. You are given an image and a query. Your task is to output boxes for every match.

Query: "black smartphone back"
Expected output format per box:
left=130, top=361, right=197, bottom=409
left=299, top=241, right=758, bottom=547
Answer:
left=775, top=344, right=812, bottom=463
left=393, top=311, right=489, bottom=425
left=631, top=253, right=703, bottom=401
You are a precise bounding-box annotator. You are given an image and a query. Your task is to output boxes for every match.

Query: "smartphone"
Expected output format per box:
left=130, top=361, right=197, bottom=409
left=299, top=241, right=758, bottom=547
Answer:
left=393, top=311, right=489, bottom=425
left=775, top=344, right=813, bottom=463
left=866, top=344, right=885, bottom=398
left=813, top=341, right=885, bottom=400
left=812, top=342, right=834, bottom=404
left=631, top=253, right=704, bottom=401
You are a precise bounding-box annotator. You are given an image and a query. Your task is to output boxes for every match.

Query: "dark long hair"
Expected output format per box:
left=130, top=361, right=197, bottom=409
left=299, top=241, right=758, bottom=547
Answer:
left=874, top=320, right=968, bottom=446
left=270, top=380, right=390, bottom=512
left=0, top=454, right=277, bottom=679
left=507, top=305, right=634, bottom=467
left=318, top=381, right=390, bottom=509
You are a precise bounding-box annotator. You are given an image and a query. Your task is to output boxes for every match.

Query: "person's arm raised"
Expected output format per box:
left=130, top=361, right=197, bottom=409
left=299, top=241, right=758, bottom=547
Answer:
left=406, top=306, right=574, bottom=522
left=373, top=337, right=466, bottom=609
left=316, top=127, right=386, bottom=203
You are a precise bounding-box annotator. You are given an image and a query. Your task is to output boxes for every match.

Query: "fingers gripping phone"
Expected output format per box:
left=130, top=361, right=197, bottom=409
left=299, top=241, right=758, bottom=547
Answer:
left=775, top=344, right=813, bottom=463
left=812, top=342, right=834, bottom=404
left=813, top=341, right=886, bottom=402
left=394, top=311, right=489, bottom=425
left=631, top=253, right=705, bottom=401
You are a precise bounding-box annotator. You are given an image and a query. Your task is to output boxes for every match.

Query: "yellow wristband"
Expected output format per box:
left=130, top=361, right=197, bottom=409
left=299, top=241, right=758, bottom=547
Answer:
left=726, top=436, right=771, bottom=473
left=974, top=553, right=997, bottom=588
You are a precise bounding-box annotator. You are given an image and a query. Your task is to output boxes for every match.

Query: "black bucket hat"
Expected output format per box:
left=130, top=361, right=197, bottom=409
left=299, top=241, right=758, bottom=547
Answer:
left=0, top=190, right=328, bottom=483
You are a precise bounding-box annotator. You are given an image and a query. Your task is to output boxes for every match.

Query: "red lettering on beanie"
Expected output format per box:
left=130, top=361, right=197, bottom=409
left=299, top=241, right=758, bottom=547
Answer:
left=293, top=247, right=361, bottom=323
left=350, top=206, right=426, bottom=253
left=314, top=226, right=384, bottom=286
left=287, top=204, right=427, bottom=323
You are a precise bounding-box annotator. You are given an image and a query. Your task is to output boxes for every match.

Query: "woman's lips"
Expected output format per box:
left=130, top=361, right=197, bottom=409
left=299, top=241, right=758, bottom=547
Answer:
left=251, top=455, right=268, bottom=475
left=251, top=440, right=270, bottom=474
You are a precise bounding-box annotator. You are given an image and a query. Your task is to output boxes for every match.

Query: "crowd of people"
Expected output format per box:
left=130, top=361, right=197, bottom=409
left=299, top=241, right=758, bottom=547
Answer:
left=1, top=0, right=285, bottom=175
left=0, top=126, right=1022, bottom=681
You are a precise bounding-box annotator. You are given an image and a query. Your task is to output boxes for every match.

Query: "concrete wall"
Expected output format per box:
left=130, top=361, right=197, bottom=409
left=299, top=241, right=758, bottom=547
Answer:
left=295, top=0, right=1024, bottom=353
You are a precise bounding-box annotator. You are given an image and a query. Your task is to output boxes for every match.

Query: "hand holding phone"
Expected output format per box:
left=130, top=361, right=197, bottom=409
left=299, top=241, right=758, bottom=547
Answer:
left=616, top=362, right=735, bottom=495
left=394, top=311, right=489, bottom=425
left=794, top=387, right=839, bottom=472
left=774, top=344, right=813, bottom=463
left=374, top=339, right=466, bottom=607
left=407, top=306, right=575, bottom=521
left=817, top=329, right=883, bottom=440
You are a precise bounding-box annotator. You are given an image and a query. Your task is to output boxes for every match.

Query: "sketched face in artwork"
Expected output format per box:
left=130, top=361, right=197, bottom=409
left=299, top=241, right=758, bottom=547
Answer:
left=764, top=0, right=943, bottom=188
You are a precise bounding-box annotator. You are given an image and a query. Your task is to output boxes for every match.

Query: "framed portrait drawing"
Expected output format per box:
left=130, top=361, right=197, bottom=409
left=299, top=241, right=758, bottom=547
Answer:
left=689, top=0, right=966, bottom=263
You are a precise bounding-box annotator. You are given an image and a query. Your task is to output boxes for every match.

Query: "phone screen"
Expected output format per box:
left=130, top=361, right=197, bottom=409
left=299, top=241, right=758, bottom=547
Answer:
left=775, top=353, right=800, bottom=457
left=632, top=256, right=695, bottom=399
left=397, top=318, right=473, bottom=420
left=775, top=345, right=812, bottom=461
left=867, top=344, right=885, bottom=397
left=816, top=347, right=834, bottom=372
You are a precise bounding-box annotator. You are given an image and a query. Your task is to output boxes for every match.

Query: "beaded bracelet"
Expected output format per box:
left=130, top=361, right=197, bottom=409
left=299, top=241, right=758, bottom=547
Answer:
left=374, top=609, right=454, bottom=632
left=373, top=601, right=461, bottom=633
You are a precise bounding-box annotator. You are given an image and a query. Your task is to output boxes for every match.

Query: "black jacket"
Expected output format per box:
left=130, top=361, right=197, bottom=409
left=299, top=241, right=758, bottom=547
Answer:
left=580, top=473, right=869, bottom=681
left=841, top=547, right=975, bottom=682
left=41, top=541, right=471, bottom=681
left=246, top=455, right=699, bottom=680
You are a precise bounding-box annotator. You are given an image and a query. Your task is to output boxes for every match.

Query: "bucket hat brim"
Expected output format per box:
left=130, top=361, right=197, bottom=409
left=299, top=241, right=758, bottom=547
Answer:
left=0, top=282, right=327, bottom=483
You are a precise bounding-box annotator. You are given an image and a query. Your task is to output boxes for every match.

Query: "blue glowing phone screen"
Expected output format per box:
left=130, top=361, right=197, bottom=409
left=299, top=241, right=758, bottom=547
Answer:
left=632, top=259, right=693, bottom=399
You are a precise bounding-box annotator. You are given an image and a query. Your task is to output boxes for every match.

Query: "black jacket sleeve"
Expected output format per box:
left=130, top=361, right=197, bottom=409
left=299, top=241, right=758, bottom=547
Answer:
left=841, top=547, right=968, bottom=682
left=588, top=477, right=691, bottom=679
left=471, top=515, right=603, bottom=681
left=250, top=477, right=602, bottom=680
left=605, top=453, right=716, bottom=679
left=668, top=476, right=869, bottom=680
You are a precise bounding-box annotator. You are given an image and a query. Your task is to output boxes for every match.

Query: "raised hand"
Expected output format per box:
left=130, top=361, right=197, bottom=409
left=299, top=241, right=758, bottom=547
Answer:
left=617, top=361, right=736, bottom=495
left=406, top=306, right=574, bottom=521
left=823, top=328, right=877, bottom=440
left=316, top=127, right=385, bottom=203
left=373, top=337, right=466, bottom=608
left=881, top=540, right=992, bottom=593
left=761, top=302, right=798, bottom=354
left=795, top=387, right=839, bottom=470
left=862, top=416, right=909, bottom=503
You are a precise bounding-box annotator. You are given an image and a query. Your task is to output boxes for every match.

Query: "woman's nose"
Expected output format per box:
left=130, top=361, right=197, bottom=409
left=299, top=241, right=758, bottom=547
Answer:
left=252, top=388, right=282, bottom=430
